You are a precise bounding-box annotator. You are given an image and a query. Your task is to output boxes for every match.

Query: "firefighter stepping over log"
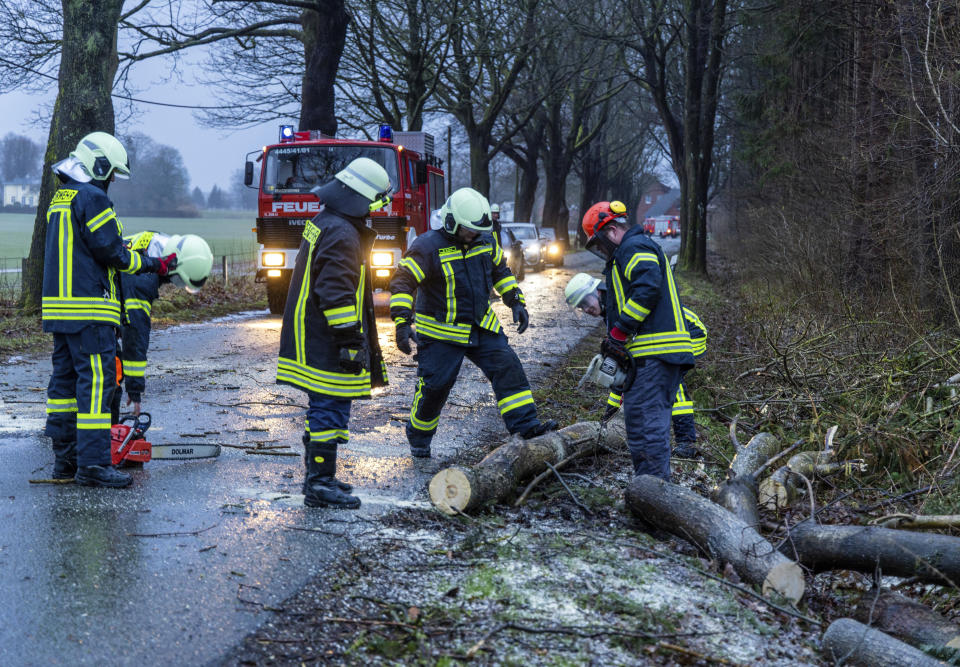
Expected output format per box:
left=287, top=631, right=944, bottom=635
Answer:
left=389, top=187, right=557, bottom=458
left=42, top=132, right=177, bottom=488
left=276, top=157, right=391, bottom=509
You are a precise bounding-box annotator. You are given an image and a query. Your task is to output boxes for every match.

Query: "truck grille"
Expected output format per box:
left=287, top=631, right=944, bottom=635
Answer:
left=371, top=217, right=405, bottom=246
left=258, top=218, right=308, bottom=247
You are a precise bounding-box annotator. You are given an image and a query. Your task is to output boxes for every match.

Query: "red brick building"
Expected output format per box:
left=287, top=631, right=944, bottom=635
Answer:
left=636, top=181, right=681, bottom=221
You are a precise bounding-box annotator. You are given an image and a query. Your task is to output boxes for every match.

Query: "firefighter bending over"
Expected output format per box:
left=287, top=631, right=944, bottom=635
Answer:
left=276, top=157, right=391, bottom=509
left=389, top=187, right=557, bottom=458
left=43, top=132, right=177, bottom=487
left=112, top=232, right=213, bottom=420
left=581, top=201, right=695, bottom=480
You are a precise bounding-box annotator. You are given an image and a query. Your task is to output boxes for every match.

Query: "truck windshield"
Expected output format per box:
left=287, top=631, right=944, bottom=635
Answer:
left=263, top=145, right=400, bottom=195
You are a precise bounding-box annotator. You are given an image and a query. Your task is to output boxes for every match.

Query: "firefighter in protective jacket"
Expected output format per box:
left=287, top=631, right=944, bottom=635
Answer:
left=581, top=201, right=696, bottom=480
left=276, top=157, right=391, bottom=509
left=112, top=232, right=213, bottom=419
left=389, top=187, right=556, bottom=458
left=42, top=132, right=176, bottom=488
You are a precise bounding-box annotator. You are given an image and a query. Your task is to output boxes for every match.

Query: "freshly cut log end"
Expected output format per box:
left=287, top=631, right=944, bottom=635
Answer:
left=429, top=467, right=474, bottom=516
left=855, top=589, right=960, bottom=652
left=822, top=618, right=943, bottom=667
left=762, top=561, right=805, bottom=603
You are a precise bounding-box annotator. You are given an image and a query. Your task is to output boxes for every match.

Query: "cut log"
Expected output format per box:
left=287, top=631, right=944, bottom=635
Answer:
left=871, top=513, right=960, bottom=531
left=758, top=450, right=832, bottom=511
left=855, top=589, right=960, bottom=651
left=712, top=432, right=781, bottom=527
left=784, top=521, right=960, bottom=586
left=625, top=475, right=805, bottom=603
left=429, top=416, right=626, bottom=515
left=729, top=431, right=781, bottom=479
left=821, top=618, right=943, bottom=667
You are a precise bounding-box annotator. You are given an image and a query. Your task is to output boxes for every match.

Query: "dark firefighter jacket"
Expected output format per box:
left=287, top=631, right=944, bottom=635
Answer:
left=119, top=231, right=165, bottom=402
left=602, top=225, right=695, bottom=368
left=277, top=209, right=387, bottom=398
left=388, top=229, right=525, bottom=346
left=42, top=178, right=155, bottom=333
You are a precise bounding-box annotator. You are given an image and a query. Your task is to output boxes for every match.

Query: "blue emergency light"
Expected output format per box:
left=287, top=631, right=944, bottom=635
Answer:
left=279, top=125, right=295, bottom=142
left=378, top=124, right=393, bottom=142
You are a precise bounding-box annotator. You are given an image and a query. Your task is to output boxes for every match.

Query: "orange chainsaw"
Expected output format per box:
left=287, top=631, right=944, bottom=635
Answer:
left=111, top=413, right=221, bottom=464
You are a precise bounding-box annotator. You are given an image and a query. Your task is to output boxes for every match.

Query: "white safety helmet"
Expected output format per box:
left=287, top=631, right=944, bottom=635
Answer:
left=564, top=273, right=601, bottom=308
left=440, top=188, right=492, bottom=234
left=162, top=234, right=213, bottom=293
left=491, top=204, right=500, bottom=214
left=70, top=132, right=131, bottom=181
left=335, top=157, right=392, bottom=210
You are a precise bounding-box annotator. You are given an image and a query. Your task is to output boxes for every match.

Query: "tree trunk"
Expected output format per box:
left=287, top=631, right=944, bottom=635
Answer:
left=22, top=0, right=125, bottom=314
left=625, top=475, right=805, bottom=603
left=429, top=416, right=626, bottom=515
left=299, top=2, right=349, bottom=136
left=468, top=133, right=491, bottom=198
left=821, top=618, right=943, bottom=667
left=854, top=589, right=960, bottom=652
left=784, top=521, right=960, bottom=586
left=711, top=432, right=780, bottom=527
left=515, top=159, right=539, bottom=222
left=542, top=160, right=569, bottom=244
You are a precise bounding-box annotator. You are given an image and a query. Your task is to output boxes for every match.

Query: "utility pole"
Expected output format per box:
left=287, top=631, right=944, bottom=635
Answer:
left=446, top=125, right=452, bottom=195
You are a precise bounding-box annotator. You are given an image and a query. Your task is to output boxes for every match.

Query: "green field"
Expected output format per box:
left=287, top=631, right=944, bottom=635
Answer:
left=0, top=211, right=257, bottom=261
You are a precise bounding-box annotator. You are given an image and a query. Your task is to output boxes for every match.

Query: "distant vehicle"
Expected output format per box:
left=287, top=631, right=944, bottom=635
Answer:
left=498, top=228, right=525, bottom=281
left=501, top=222, right=545, bottom=272
left=537, top=227, right=564, bottom=267
left=644, top=215, right=679, bottom=238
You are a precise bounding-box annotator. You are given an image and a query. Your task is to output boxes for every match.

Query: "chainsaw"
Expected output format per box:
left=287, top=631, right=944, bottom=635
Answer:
left=578, top=352, right=638, bottom=423
left=111, top=412, right=221, bottom=464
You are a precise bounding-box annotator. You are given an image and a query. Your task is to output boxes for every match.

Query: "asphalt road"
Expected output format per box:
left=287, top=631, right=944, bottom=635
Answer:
left=0, top=237, right=681, bottom=666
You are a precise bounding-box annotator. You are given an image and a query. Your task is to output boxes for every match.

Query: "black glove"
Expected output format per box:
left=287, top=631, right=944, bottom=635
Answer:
left=331, top=324, right=367, bottom=374
left=601, top=333, right=631, bottom=371
left=511, top=302, right=529, bottom=334
left=396, top=322, right=416, bottom=355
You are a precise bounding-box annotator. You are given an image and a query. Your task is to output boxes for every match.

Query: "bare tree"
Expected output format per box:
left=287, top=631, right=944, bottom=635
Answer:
left=0, top=133, right=42, bottom=180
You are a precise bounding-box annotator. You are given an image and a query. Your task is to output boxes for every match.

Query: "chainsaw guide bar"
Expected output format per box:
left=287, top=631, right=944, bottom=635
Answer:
left=150, top=444, right=222, bottom=460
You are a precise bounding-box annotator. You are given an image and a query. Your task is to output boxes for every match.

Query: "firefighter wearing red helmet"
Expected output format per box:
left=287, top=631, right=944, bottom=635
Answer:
left=581, top=200, right=695, bottom=480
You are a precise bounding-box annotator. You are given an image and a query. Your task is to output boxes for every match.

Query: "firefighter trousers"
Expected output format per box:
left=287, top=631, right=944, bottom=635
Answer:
left=622, top=358, right=682, bottom=481
left=45, top=326, right=117, bottom=467
left=305, top=392, right=352, bottom=448
left=671, top=375, right=697, bottom=444
left=406, top=330, right=539, bottom=448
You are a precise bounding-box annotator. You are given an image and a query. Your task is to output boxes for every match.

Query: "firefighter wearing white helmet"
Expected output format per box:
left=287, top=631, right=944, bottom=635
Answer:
left=108, top=232, right=212, bottom=422
left=42, top=132, right=177, bottom=488
left=564, top=272, right=603, bottom=315
left=388, top=187, right=557, bottom=458
left=276, top=157, right=392, bottom=509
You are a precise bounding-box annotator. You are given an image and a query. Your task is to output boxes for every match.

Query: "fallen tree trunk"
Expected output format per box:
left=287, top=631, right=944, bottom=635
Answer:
left=855, top=589, right=960, bottom=651
left=758, top=450, right=833, bottom=511
left=871, top=513, right=960, bottom=531
left=784, top=521, right=960, bottom=586
left=625, top=475, right=805, bottom=603
left=821, top=618, right=943, bottom=666
left=429, top=416, right=626, bottom=515
left=712, top=431, right=781, bottom=527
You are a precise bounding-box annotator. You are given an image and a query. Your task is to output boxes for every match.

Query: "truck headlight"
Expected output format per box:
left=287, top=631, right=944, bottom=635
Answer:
left=267, top=269, right=282, bottom=277
left=372, top=252, right=393, bottom=267
left=263, top=252, right=285, bottom=267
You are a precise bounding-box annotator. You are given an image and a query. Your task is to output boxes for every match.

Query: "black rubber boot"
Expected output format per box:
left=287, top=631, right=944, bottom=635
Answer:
left=405, top=426, right=432, bottom=458
left=51, top=439, right=78, bottom=480
left=302, top=434, right=352, bottom=492
left=75, top=465, right=133, bottom=488
left=303, top=443, right=360, bottom=509
left=673, top=442, right=701, bottom=459
left=521, top=419, right=559, bottom=440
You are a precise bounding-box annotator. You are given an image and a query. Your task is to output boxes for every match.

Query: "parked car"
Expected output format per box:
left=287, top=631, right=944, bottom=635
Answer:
left=537, top=227, right=564, bottom=267
left=498, top=228, right=525, bottom=281
left=501, top=222, right=545, bottom=272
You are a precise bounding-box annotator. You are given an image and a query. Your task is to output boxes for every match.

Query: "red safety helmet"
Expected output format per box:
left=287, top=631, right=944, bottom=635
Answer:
left=581, top=200, right=627, bottom=239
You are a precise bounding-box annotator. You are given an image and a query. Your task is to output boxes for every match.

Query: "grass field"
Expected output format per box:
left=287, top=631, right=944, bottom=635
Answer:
left=0, top=210, right=258, bottom=262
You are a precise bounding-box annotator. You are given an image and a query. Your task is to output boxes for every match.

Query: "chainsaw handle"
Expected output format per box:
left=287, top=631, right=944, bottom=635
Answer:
left=136, top=411, right=151, bottom=435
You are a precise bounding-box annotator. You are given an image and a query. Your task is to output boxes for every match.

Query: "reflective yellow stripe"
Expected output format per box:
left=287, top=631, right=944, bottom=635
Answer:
left=42, top=297, right=122, bottom=326
left=665, top=262, right=684, bottom=332
left=611, top=263, right=626, bottom=314
left=307, top=428, right=350, bottom=443
left=497, top=389, right=534, bottom=414
left=294, top=231, right=319, bottom=365
left=478, top=307, right=501, bottom=334
left=441, top=261, right=456, bottom=322
left=77, top=412, right=112, bottom=429
left=621, top=298, right=650, bottom=322
left=673, top=384, right=694, bottom=416
left=356, top=264, right=366, bottom=334
left=390, top=293, right=413, bottom=309
left=414, top=313, right=472, bottom=344
left=409, top=379, right=440, bottom=431
left=46, top=398, right=78, bottom=414
left=277, top=357, right=372, bottom=398
left=607, top=392, right=622, bottom=408
left=465, top=245, right=491, bottom=259
left=126, top=299, right=152, bottom=315
left=124, top=360, right=147, bottom=377
left=323, top=304, right=359, bottom=326
left=90, top=355, right=103, bottom=414
left=87, top=207, right=116, bottom=233
left=122, top=250, right=142, bottom=274
left=399, top=257, right=424, bottom=282
left=624, top=252, right=659, bottom=280
left=493, top=275, right=518, bottom=295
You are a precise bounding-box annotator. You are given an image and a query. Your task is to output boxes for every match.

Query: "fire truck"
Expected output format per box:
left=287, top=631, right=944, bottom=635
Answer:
left=643, top=215, right=679, bottom=238
left=244, top=125, right=446, bottom=313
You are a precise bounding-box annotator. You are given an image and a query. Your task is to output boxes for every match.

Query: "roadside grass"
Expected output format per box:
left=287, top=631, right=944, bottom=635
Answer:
left=0, top=276, right=266, bottom=359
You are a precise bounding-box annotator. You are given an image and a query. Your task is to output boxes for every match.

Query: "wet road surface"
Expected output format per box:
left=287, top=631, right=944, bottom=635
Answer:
left=0, top=251, right=622, bottom=666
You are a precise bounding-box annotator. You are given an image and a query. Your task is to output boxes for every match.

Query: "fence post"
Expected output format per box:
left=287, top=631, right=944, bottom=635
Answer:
left=222, top=255, right=228, bottom=285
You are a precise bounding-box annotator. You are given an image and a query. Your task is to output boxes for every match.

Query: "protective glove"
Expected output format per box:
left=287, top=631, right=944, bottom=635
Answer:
left=156, top=253, right=178, bottom=276
left=511, top=302, right=529, bottom=334
left=395, top=322, right=416, bottom=355
left=331, top=323, right=367, bottom=374
left=601, top=326, right=631, bottom=371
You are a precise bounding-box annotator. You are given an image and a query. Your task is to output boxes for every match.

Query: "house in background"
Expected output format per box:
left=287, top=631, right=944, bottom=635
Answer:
left=636, top=181, right=681, bottom=221
left=1, top=178, right=40, bottom=209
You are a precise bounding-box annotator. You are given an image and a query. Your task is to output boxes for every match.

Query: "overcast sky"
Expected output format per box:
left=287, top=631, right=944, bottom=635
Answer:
left=0, top=51, right=284, bottom=193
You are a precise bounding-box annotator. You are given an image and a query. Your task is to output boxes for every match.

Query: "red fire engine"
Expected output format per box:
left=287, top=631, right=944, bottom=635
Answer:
left=244, top=125, right=446, bottom=313
left=643, top=215, right=680, bottom=238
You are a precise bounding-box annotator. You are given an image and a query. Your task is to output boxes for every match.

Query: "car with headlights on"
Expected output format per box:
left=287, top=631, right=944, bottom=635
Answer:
left=501, top=222, right=545, bottom=272
left=537, top=227, right=564, bottom=267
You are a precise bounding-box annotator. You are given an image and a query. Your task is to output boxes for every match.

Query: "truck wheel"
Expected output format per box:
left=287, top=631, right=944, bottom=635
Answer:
left=267, top=275, right=291, bottom=315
